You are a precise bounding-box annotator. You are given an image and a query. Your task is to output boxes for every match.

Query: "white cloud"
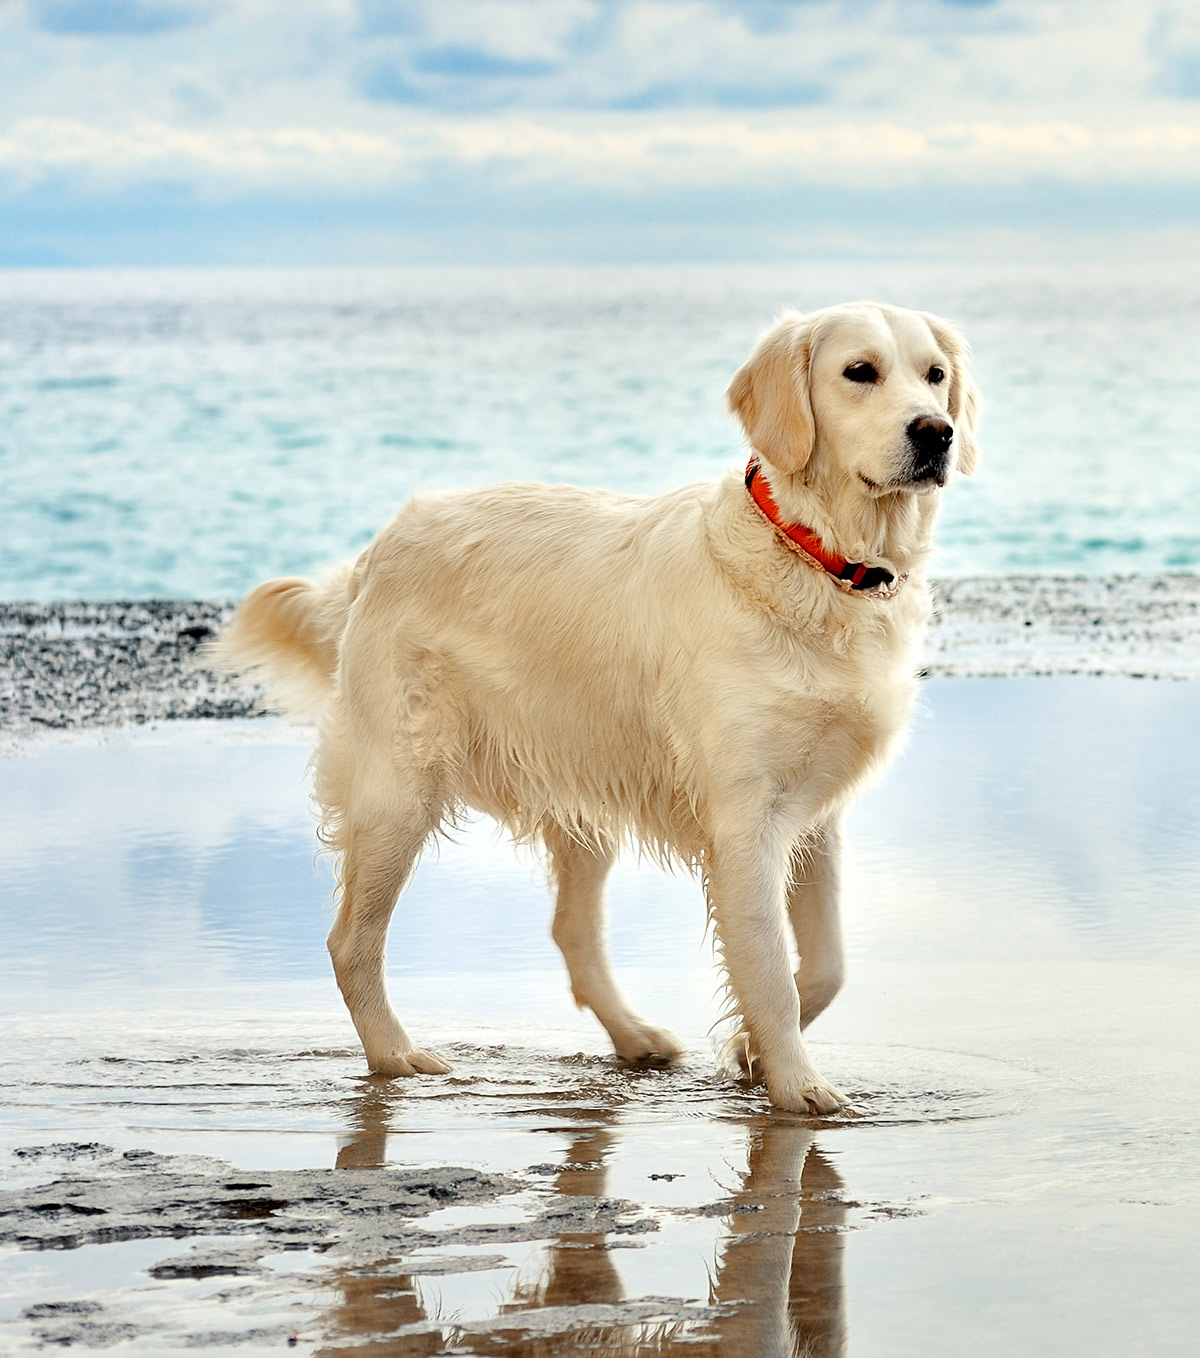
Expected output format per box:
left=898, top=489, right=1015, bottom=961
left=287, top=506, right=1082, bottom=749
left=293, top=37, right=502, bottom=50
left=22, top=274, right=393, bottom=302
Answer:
left=1, top=0, right=1199, bottom=260
left=0, top=116, right=411, bottom=186
left=0, top=0, right=1187, bottom=126
left=2, top=111, right=1199, bottom=193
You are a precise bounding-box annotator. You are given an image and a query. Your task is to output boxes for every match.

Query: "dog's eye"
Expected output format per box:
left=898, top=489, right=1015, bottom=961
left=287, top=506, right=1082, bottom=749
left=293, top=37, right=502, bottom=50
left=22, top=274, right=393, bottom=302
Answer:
left=927, top=365, right=945, bottom=385
left=843, top=362, right=878, bottom=384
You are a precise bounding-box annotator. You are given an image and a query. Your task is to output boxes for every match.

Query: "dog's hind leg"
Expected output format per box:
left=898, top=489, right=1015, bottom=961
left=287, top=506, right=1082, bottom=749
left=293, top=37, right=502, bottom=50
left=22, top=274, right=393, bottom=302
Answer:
left=327, top=812, right=451, bottom=1078
left=787, top=816, right=845, bottom=1030
left=544, top=821, right=683, bottom=1067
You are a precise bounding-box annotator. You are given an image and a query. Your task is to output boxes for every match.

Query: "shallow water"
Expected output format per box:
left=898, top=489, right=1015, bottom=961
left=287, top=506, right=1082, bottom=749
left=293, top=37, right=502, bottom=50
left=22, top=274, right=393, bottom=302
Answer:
left=2, top=678, right=1199, bottom=1355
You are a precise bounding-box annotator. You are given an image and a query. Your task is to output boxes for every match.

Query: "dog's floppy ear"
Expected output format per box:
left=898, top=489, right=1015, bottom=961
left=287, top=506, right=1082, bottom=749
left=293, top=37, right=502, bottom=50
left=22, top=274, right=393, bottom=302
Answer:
left=726, top=314, right=816, bottom=474
left=922, top=311, right=982, bottom=476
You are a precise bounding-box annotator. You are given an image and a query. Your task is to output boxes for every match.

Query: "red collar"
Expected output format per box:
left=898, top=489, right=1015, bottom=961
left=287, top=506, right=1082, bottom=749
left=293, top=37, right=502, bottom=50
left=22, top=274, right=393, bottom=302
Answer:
left=744, top=460, right=899, bottom=595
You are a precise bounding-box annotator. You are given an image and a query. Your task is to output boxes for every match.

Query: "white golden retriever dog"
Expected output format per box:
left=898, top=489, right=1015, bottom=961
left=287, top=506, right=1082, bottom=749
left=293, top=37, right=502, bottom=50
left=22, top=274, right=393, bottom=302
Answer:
left=217, top=302, right=979, bottom=1115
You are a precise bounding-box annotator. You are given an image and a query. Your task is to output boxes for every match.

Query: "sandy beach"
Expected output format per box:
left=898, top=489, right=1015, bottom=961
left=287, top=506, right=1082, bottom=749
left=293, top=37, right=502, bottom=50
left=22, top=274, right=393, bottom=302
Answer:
left=2, top=585, right=1199, bottom=1355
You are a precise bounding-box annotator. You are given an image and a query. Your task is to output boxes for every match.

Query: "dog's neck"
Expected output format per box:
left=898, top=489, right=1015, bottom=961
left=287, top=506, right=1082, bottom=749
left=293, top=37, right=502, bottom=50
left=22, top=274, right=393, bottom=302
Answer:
left=756, top=456, right=940, bottom=580
left=745, top=460, right=900, bottom=593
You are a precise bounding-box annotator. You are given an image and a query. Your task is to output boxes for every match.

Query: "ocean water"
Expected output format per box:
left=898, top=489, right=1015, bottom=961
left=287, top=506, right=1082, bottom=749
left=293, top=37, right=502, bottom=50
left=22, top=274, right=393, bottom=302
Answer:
left=2, top=260, right=1199, bottom=600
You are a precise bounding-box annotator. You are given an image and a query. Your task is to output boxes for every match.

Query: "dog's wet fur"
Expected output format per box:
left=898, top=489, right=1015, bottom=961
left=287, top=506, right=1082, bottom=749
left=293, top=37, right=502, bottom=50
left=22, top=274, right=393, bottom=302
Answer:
left=215, top=302, right=980, bottom=1114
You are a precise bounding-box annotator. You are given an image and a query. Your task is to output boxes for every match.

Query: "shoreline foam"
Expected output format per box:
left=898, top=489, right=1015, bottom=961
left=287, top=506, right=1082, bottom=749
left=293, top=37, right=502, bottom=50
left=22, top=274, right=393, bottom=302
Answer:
left=2, top=574, right=1198, bottom=743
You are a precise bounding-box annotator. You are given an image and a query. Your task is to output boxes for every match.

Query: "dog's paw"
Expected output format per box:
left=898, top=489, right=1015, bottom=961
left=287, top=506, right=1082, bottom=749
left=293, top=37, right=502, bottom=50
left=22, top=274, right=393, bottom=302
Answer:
left=720, top=1036, right=844, bottom=1113
left=368, top=1047, right=452, bottom=1078
left=614, top=1022, right=685, bottom=1068
left=769, top=1074, right=846, bottom=1116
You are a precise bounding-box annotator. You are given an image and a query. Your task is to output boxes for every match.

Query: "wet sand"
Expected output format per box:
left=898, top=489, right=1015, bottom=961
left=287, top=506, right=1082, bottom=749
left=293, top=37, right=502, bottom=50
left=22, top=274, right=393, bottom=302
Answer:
left=2, top=677, right=1200, bottom=1355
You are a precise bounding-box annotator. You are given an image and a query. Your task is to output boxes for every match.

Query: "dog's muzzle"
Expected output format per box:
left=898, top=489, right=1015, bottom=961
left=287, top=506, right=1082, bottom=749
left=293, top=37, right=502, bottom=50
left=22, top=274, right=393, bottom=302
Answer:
left=907, top=415, right=954, bottom=486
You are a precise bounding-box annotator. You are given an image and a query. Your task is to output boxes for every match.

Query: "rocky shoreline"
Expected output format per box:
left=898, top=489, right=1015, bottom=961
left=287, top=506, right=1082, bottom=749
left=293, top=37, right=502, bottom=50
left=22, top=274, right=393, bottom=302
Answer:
left=1, top=599, right=245, bottom=738
left=3, top=574, right=1198, bottom=743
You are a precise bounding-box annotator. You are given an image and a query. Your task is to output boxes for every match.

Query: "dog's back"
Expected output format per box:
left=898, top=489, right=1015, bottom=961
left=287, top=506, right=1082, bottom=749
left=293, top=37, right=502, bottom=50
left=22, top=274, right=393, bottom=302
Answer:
left=230, top=480, right=744, bottom=857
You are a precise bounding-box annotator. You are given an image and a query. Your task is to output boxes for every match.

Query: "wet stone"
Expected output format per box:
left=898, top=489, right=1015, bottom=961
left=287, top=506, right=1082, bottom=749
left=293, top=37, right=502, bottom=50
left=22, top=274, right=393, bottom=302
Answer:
left=13, top=1143, right=115, bottom=1163
left=148, top=1248, right=265, bottom=1280
left=21, top=1300, right=105, bottom=1318
left=0, top=1157, right=519, bottom=1255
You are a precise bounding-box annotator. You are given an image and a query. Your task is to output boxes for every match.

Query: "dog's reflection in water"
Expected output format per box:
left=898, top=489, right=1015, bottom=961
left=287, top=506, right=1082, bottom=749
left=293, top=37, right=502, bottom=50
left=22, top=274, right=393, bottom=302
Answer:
left=318, top=1087, right=848, bottom=1357
left=332, top=1078, right=394, bottom=1171
left=503, top=1126, right=625, bottom=1314
left=704, top=1123, right=847, bottom=1358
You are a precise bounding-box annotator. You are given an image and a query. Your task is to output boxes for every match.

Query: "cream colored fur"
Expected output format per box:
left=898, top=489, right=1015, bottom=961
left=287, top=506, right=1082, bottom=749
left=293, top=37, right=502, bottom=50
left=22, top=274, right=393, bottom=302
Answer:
left=215, top=301, right=979, bottom=1114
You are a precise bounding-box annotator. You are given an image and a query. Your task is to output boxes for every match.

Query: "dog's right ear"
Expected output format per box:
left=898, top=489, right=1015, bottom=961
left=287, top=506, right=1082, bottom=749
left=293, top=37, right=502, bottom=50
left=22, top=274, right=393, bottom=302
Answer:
left=726, top=315, right=816, bottom=474
left=920, top=311, right=981, bottom=477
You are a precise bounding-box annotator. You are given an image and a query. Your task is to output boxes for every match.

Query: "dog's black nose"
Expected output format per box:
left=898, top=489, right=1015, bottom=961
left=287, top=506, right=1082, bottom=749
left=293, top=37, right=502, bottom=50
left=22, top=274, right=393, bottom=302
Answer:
left=907, top=415, right=954, bottom=482
left=908, top=415, right=954, bottom=453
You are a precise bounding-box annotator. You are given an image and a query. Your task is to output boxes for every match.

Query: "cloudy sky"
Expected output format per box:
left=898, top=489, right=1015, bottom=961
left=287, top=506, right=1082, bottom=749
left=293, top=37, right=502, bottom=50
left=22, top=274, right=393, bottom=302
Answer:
left=1, top=0, right=1198, bottom=264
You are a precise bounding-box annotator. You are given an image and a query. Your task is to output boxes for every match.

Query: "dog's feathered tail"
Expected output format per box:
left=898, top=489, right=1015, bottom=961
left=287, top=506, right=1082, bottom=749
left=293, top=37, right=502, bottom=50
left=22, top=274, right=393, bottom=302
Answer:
left=209, top=564, right=356, bottom=721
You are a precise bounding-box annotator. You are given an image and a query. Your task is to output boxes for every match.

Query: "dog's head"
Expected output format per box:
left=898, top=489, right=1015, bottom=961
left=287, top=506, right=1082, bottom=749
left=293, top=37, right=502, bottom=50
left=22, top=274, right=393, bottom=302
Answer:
left=727, top=302, right=980, bottom=493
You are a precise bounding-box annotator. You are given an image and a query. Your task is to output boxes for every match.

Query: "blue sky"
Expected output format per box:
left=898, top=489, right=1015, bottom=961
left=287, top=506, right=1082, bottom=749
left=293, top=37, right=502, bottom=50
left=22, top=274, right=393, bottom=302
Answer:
left=1, top=0, right=1198, bottom=264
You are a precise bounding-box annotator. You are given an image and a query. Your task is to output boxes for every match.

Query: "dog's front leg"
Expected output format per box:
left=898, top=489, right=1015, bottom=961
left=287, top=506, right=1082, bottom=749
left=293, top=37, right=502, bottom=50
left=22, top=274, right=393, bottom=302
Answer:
left=788, top=816, right=846, bottom=1029
left=708, top=817, right=845, bottom=1115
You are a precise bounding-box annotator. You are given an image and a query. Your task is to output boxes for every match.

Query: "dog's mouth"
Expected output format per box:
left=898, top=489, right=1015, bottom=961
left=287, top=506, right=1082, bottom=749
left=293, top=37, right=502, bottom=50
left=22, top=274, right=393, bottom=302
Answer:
left=859, top=470, right=946, bottom=494
left=911, top=467, right=949, bottom=489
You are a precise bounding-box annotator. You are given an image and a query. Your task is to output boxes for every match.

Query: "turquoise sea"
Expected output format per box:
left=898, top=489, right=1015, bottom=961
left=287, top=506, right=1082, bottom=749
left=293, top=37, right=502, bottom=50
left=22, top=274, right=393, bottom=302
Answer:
left=2, top=261, right=1199, bottom=600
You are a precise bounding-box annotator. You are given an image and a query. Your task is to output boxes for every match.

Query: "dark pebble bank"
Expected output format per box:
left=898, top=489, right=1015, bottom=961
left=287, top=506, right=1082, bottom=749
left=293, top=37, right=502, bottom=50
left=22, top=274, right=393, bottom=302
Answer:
left=3, top=575, right=1199, bottom=743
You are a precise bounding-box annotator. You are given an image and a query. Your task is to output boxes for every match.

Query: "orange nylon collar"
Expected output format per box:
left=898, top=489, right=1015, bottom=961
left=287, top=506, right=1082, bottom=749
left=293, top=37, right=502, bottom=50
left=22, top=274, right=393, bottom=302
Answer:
left=744, top=459, right=899, bottom=594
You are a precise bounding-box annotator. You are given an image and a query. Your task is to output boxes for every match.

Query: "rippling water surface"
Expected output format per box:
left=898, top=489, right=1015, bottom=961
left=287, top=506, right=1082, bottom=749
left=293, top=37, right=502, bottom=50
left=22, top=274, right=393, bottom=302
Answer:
left=3, top=260, right=1200, bottom=598
left=2, top=679, right=1199, bottom=1354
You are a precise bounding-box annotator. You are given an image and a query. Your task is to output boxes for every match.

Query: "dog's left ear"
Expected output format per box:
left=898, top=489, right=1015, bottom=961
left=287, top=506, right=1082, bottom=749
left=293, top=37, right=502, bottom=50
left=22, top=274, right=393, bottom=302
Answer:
left=922, top=312, right=981, bottom=476
left=726, top=314, right=816, bottom=474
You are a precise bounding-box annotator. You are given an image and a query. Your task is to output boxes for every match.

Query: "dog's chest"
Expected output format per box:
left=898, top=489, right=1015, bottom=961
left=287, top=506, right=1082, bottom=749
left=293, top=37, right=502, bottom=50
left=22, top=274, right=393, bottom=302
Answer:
left=748, top=611, right=922, bottom=811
